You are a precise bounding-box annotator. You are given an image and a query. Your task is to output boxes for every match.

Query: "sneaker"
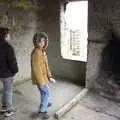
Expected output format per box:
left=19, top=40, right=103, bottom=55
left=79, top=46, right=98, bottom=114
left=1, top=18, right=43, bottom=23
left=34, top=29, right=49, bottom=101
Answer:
left=39, top=112, right=50, bottom=119
left=4, top=107, right=16, bottom=117
left=7, top=107, right=16, bottom=112
left=0, top=106, right=7, bottom=113
left=4, top=111, right=15, bottom=117
left=48, top=103, right=52, bottom=107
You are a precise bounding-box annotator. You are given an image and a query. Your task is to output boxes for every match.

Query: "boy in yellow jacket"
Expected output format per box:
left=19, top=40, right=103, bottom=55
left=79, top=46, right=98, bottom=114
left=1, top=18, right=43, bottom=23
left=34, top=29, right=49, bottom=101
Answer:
left=31, top=32, right=56, bottom=119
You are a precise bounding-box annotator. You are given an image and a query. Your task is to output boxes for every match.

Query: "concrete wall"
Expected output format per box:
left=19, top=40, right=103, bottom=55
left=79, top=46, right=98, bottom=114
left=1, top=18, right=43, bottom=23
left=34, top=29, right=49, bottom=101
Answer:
left=86, top=0, right=120, bottom=100
left=0, top=0, right=86, bottom=86
left=0, top=0, right=38, bottom=82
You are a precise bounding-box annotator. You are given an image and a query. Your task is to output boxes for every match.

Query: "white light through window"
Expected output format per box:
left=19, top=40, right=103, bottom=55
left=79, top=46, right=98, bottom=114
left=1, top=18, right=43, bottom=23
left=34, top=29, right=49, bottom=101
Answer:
left=61, top=1, right=88, bottom=62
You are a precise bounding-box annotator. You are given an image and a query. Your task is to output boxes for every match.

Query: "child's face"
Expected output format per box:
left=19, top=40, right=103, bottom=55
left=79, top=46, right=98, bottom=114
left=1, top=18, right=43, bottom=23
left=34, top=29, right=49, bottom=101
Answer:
left=5, top=33, right=11, bottom=42
left=39, top=37, right=45, bottom=49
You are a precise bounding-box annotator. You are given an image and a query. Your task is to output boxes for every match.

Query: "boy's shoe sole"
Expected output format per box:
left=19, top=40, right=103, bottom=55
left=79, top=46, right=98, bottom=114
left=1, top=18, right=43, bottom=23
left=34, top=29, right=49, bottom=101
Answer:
left=0, top=106, right=16, bottom=113
left=0, top=109, right=7, bottom=113
left=48, top=103, right=52, bottom=107
left=39, top=112, right=50, bottom=119
left=4, top=111, right=15, bottom=117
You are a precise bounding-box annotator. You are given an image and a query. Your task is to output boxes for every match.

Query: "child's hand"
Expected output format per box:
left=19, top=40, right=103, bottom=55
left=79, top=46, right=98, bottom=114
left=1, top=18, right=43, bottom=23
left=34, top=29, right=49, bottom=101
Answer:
left=49, top=78, right=56, bottom=83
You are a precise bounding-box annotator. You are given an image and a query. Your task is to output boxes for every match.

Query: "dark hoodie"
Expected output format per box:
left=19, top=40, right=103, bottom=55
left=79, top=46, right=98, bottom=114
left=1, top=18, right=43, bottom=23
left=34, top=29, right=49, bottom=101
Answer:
left=0, top=39, right=18, bottom=78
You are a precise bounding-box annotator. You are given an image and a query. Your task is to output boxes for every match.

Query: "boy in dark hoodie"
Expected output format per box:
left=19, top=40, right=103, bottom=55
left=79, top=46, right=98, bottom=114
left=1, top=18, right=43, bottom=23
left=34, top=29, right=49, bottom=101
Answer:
left=0, top=27, right=18, bottom=117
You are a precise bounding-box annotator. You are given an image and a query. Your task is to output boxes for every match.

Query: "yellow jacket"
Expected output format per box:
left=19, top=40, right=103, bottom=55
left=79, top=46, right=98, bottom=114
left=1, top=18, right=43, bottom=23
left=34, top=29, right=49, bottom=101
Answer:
left=31, top=48, right=52, bottom=86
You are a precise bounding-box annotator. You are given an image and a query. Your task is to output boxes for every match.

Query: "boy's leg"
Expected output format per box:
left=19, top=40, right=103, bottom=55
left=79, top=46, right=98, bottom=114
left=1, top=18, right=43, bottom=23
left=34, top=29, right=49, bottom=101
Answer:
left=48, top=85, right=51, bottom=103
left=48, top=86, right=52, bottom=107
left=39, top=85, right=51, bottom=107
left=1, top=77, right=13, bottom=108
left=1, top=77, right=16, bottom=117
left=38, top=84, right=50, bottom=113
left=38, top=86, right=44, bottom=109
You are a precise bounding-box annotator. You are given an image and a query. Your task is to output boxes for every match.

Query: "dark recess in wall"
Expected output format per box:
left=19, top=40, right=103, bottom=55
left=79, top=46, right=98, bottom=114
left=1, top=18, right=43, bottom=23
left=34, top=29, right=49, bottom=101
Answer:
left=100, top=33, right=120, bottom=85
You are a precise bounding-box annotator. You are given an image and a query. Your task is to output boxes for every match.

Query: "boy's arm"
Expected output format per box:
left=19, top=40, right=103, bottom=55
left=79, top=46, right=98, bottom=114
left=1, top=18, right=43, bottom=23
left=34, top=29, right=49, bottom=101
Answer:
left=45, top=52, right=56, bottom=83
left=7, top=45, right=18, bottom=76
left=47, top=66, right=52, bottom=78
left=45, top=55, right=52, bottom=78
left=32, top=51, right=44, bottom=81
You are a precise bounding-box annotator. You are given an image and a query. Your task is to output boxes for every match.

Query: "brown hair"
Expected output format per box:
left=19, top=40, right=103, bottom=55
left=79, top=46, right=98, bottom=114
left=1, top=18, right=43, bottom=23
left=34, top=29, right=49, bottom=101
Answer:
left=33, top=32, right=48, bottom=49
left=0, top=27, right=10, bottom=39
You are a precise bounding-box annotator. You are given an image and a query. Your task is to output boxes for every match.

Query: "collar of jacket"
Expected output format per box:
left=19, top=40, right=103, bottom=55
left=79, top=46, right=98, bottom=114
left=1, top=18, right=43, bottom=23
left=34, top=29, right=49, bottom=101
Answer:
left=36, top=48, right=46, bottom=53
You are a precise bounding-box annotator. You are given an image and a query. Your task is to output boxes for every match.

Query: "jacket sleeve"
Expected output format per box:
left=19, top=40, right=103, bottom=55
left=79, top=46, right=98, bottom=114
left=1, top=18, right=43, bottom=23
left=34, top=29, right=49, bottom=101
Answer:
left=47, top=65, right=52, bottom=78
left=45, top=55, right=52, bottom=78
left=32, top=51, right=44, bottom=81
left=7, top=45, right=18, bottom=76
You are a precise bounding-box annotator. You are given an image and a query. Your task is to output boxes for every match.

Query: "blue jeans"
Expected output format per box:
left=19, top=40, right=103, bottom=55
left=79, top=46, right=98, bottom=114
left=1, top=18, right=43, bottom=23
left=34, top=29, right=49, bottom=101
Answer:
left=0, top=77, right=13, bottom=108
left=38, top=84, right=50, bottom=112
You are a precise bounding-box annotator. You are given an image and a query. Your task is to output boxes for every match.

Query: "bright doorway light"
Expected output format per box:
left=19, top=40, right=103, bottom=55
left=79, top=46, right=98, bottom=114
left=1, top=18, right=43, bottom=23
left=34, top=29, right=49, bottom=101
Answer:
left=61, top=1, right=88, bottom=62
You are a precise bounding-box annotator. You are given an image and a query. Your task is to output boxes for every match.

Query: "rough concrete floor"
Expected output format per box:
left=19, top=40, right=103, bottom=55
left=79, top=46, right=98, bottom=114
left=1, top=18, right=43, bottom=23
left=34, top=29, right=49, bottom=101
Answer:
left=0, top=79, right=82, bottom=120
left=0, top=80, right=119, bottom=120
left=61, top=92, right=120, bottom=120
